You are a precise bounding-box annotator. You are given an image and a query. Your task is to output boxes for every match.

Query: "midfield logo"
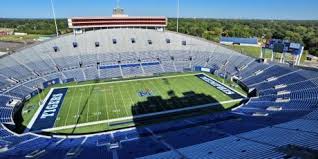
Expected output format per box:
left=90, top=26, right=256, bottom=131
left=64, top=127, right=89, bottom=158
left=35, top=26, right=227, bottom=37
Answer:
left=138, top=89, right=153, bottom=97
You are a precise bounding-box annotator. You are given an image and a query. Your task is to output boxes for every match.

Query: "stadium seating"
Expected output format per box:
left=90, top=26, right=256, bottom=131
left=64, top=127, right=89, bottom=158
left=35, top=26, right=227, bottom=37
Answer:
left=0, top=28, right=317, bottom=159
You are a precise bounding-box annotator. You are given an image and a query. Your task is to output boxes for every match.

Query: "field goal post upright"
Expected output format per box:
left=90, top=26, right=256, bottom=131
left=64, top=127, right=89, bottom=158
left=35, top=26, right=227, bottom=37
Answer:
left=295, top=46, right=304, bottom=65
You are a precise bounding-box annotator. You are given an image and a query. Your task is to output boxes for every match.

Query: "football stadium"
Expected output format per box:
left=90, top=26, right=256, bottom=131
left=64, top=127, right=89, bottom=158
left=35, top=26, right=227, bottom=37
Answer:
left=0, top=1, right=318, bottom=159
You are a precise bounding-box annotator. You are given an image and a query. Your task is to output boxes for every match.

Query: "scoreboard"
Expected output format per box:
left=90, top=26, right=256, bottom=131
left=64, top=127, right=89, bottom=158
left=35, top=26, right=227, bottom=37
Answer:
left=266, top=39, right=302, bottom=55
left=273, top=43, right=285, bottom=53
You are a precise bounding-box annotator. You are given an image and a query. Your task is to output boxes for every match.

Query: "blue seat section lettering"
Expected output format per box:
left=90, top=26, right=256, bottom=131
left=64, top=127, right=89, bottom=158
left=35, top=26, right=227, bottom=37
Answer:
left=142, top=62, right=160, bottom=66
left=30, top=88, right=68, bottom=131
left=195, top=74, right=244, bottom=99
left=63, top=78, right=75, bottom=83
left=100, top=65, right=120, bottom=69
left=121, top=63, right=140, bottom=68
left=100, top=62, right=158, bottom=70
left=30, top=89, right=40, bottom=98
left=42, top=78, right=60, bottom=88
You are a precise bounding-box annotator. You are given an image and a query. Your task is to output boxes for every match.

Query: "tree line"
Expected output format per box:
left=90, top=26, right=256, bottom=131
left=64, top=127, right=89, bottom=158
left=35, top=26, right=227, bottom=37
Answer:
left=0, top=18, right=317, bottom=56
left=167, top=19, right=318, bottom=56
left=0, top=18, right=70, bottom=35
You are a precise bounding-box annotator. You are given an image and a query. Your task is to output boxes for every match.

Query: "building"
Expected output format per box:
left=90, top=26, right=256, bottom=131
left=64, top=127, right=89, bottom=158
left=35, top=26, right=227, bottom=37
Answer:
left=0, top=28, right=14, bottom=36
left=307, top=54, right=318, bottom=62
left=68, top=8, right=167, bottom=34
left=220, top=37, right=259, bottom=47
left=14, top=32, right=28, bottom=36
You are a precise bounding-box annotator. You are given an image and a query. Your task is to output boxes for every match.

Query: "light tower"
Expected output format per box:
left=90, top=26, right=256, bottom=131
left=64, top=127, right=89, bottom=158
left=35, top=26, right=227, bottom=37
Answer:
left=50, top=0, right=59, bottom=37
left=176, top=0, right=180, bottom=33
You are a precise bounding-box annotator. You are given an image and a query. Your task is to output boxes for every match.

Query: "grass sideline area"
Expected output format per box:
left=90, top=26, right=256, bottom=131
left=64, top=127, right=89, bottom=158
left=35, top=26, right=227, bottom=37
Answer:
left=22, top=73, right=246, bottom=134
left=226, top=45, right=307, bottom=63
left=0, top=34, right=43, bottom=43
left=50, top=101, right=241, bottom=134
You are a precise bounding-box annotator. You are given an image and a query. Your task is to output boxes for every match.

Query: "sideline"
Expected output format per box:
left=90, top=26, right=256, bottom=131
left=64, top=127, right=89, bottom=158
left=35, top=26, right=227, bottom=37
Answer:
left=42, top=99, right=243, bottom=132
left=55, top=73, right=200, bottom=89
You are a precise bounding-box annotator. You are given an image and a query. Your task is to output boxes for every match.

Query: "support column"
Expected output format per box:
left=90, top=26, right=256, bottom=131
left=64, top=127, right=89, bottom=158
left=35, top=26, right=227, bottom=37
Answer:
left=260, top=47, right=264, bottom=59
left=271, top=50, right=274, bottom=61
left=297, top=46, right=304, bottom=65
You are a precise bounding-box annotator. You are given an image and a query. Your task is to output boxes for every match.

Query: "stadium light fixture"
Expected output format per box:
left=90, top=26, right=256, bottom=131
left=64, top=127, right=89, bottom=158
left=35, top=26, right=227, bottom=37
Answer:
left=50, top=0, right=59, bottom=37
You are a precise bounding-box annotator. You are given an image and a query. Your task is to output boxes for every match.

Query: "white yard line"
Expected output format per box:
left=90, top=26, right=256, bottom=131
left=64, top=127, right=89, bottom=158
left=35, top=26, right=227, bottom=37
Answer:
left=76, top=89, right=83, bottom=118
left=86, top=97, right=89, bottom=123
left=181, top=76, right=200, bottom=92
left=148, top=80, right=167, bottom=111
left=95, top=89, right=100, bottom=121
left=164, top=77, right=187, bottom=105
left=110, top=86, right=121, bottom=118
left=103, top=87, right=110, bottom=121
left=64, top=88, right=76, bottom=126
left=118, top=84, right=130, bottom=117
left=86, top=85, right=92, bottom=123
left=122, top=83, right=137, bottom=114
left=42, top=99, right=243, bottom=132
left=130, top=80, right=148, bottom=112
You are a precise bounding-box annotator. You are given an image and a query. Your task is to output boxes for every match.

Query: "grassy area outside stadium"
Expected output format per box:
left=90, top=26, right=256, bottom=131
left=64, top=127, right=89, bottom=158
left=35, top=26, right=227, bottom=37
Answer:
left=226, top=45, right=308, bottom=63
left=22, top=73, right=247, bottom=134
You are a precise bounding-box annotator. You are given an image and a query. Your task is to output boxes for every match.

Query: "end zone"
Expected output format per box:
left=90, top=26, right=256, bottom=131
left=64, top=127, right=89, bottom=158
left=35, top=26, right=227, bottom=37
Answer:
left=196, top=74, right=246, bottom=99
left=27, top=88, right=68, bottom=132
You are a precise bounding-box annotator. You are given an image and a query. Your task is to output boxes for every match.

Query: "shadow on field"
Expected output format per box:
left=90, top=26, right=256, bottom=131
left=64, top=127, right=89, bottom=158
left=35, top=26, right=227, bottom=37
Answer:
left=68, top=84, right=96, bottom=134
left=127, top=90, right=224, bottom=127
left=111, top=90, right=228, bottom=158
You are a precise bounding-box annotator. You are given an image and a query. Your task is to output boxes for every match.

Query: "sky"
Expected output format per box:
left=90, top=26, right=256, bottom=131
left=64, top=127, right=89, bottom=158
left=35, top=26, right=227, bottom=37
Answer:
left=1, top=0, right=318, bottom=20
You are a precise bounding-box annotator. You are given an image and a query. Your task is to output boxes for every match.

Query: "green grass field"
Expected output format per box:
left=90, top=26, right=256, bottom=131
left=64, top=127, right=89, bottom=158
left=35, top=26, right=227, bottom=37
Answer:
left=0, top=34, right=43, bottom=43
left=23, top=73, right=245, bottom=134
left=226, top=45, right=307, bottom=63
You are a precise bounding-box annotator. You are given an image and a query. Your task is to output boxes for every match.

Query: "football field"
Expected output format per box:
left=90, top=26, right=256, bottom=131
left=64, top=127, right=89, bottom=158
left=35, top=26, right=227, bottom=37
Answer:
left=27, top=73, right=245, bottom=133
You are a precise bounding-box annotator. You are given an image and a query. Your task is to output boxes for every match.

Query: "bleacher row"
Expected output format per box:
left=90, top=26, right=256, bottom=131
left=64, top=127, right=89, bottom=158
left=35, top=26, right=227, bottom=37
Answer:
left=0, top=28, right=317, bottom=158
